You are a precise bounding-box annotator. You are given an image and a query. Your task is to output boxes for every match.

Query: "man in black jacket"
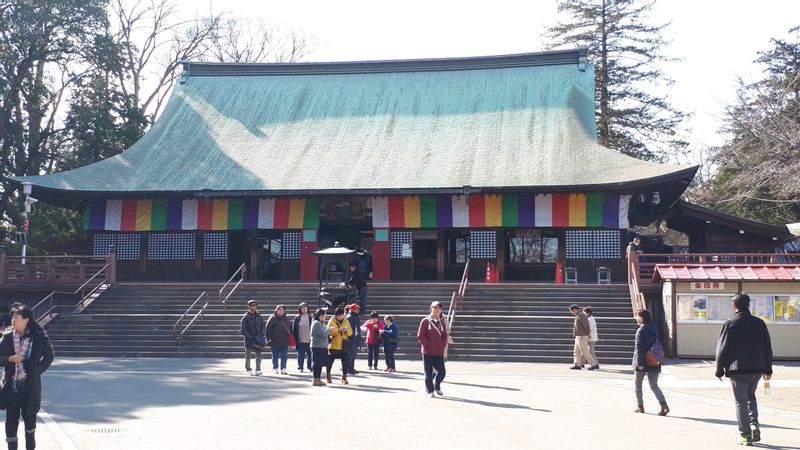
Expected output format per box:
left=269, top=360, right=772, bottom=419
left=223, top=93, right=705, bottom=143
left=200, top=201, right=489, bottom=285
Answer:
left=714, top=293, right=773, bottom=446
left=241, top=300, right=266, bottom=376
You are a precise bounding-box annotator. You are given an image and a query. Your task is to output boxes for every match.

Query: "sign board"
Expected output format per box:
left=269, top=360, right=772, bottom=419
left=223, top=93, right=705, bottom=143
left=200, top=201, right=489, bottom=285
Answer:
left=689, top=281, right=725, bottom=291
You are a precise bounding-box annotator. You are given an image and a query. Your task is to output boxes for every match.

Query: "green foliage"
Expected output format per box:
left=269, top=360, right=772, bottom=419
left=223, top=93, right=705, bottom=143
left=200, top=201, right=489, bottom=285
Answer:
left=706, top=27, right=800, bottom=225
left=544, top=0, right=689, bottom=161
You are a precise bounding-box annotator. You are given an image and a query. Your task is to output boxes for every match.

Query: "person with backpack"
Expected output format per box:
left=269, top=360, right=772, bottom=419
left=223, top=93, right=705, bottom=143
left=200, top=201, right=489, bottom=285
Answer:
left=265, top=305, right=293, bottom=374
left=363, top=311, right=384, bottom=370
left=326, top=307, right=353, bottom=384
left=344, top=303, right=362, bottom=375
left=714, top=293, right=773, bottom=446
left=0, top=305, right=54, bottom=450
left=240, top=299, right=265, bottom=376
left=292, top=302, right=313, bottom=373
left=633, top=309, right=669, bottom=416
left=568, top=304, right=597, bottom=370
left=382, top=315, right=399, bottom=372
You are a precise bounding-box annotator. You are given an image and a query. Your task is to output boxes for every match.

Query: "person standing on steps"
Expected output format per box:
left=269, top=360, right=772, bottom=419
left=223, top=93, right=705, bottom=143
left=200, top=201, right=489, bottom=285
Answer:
left=632, top=309, right=669, bottom=416
left=417, top=301, right=448, bottom=398
left=0, top=305, right=55, bottom=450
left=584, top=306, right=600, bottom=370
left=569, top=304, right=597, bottom=370
left=382, top=315, right=399, bottom=372
left=292, top=302, right=313, bottom=373
left=310, top=308, right=330, bottom=386
left=714, top=293, right=773, bottom=447
left=265, top=305, right=292, bottom=374
left=326, top=307, right=353, bottom=385
left=240, top=299, right=265, bottom=376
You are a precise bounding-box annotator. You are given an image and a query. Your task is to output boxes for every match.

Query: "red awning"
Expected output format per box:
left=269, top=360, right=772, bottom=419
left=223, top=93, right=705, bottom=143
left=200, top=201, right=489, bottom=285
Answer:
left=653, top=264, right=800, bottom=282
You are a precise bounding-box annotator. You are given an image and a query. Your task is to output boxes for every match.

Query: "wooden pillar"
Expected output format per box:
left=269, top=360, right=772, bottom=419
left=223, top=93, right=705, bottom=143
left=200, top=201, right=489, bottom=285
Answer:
left=436, top=229, right=445, bottom=281
left=300, top=229, right=319, bottom=282
left=194, top=232, right=203, bottom=279
left=372, top=228, right=390, bottom=281
left=496, top=229, right=506, bottom=282
left=139, top=233, right=148, bottom=280
left=249, top=231, right=258, bottom=280
left=107, top=245, right=117, bottom=284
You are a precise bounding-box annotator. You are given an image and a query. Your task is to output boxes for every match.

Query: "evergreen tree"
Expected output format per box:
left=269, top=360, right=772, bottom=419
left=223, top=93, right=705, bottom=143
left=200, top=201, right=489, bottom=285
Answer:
left=706, top=27, right=800, bottom=225
left=544, top=0, right=689, bottom=161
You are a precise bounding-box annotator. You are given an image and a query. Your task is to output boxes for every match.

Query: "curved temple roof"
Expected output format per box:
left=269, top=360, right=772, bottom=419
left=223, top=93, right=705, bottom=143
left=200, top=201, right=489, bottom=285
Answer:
left=13, top=49, right=696, bottom=197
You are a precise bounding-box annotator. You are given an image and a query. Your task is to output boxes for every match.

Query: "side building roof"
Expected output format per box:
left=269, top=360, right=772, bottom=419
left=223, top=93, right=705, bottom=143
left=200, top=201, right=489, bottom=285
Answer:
left=12, top=49, right=696, bottom=198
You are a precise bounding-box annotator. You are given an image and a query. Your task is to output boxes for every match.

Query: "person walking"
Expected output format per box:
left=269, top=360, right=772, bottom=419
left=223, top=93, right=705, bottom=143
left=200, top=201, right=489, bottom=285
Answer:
left=417, top=301, right=448, bottom=398
left=265, top=305, right=292, bottom=374
left=569, top=304, right=597, bottom=370
left=326, top=307, right=353, bottom=385
left=0, top=305, right=55, bottom=450
left=347, top=260, right=370, bottom=312
left=382, top=315, right=399, bottom=372
left=354, top=250, right=373, bottom=311
left=633, top=309, right=669, bottom=416
left=344, top=304, right=362, bottom=375
left=714, top=293, right=773, bottom=446
left=584, top=306, right=600, bottom=369
left=240, top=299, right=265, bottom=376
left=292, top=302, right=313, bottom=373
left=363, top=311, right=385, bottom=370
left=310, top=308, right=330, bottom=386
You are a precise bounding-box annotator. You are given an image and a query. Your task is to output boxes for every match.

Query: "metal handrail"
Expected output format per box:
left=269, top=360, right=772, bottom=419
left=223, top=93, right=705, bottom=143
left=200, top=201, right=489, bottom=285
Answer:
left=627, top=250, right=645, bottom=317
left=219, top=263, right=247, bottom=308
left=447, top=259, right=470, bottom=332
left=174, top=291, right=209, bottom=344
left=31, top=263, right=111, bottom=323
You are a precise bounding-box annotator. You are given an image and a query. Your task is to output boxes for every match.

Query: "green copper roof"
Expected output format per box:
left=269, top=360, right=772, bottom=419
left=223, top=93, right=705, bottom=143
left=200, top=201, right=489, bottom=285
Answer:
left=13, top=49, right=696, bottom=196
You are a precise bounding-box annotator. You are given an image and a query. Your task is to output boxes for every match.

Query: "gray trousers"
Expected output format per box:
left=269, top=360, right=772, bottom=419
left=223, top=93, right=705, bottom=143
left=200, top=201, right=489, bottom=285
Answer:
left=244, top=346, right=262, bottom=371
left=730, top=374, right=761, bottom=435
left=635, top=370, right=665, bottom=405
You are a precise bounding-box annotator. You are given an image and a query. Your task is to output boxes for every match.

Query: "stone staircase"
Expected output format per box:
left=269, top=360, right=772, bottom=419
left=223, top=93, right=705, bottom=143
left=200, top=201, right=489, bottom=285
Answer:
left=45, top=282, right=636, bottom=364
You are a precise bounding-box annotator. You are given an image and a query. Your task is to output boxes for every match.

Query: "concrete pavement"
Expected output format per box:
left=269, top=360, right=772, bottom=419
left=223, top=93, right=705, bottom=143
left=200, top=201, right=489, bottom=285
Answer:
left=30, top=358, right=800, bottom=449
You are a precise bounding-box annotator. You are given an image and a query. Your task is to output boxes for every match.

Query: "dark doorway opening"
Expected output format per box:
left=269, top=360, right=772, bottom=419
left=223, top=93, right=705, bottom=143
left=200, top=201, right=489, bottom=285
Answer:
left=413, top=237, right=438, bottom=280
left=228, top=231, right=250, bottom=278
left=318, top=222, right=372, bottom=251
left=256, top=231, right=282, bottom=281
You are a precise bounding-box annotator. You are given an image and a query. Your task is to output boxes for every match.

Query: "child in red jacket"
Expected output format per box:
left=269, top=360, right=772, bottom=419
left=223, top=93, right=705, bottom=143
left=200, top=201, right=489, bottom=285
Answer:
left=363, top=311, right=385, bottom=370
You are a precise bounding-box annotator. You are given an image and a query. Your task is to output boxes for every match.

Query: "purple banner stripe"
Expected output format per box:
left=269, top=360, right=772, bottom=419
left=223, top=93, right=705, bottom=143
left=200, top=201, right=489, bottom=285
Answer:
left=602, top=193, right=619, bottom=228
left=436, top=196, right=453, bottom=228
left=518, top=193, right=536, bottom=227
left=89, top=201, right=107, bottom=230
left=243, top=197, right=259, bottom=229
left=166, top=199, right=183, bottom=230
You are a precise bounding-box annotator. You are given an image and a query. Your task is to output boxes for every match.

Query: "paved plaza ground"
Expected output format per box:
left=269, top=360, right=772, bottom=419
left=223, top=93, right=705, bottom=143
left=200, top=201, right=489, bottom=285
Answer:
left=10, top=358, right=800, bottom=449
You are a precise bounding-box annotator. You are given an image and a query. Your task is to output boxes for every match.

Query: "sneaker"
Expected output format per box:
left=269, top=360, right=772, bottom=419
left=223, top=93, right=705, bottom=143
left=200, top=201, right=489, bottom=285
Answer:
left=298, top=367, right=304, bottom=373
left=751, top=423, right=761, bottom=443
left=388, top=368, right=395, bottom=372
left=350, top=370, right=360, bottom=375
left=384, top=367, right=390, bottom=372
left=274, top=369, right=279, bottom=374
left=427, top=392, right=435, bottom=399
left=737, top=434, right=753, bottom=446
left=246, top=369, right=252, bottom=375
left=435, top=389, right=444, bottom=397
left=587, top=365, right=598, bottom=371
left=254, top=370, right=262, bottom=376
left=280, top=369, right=288, bottom=374
left=569, top=365, right=582, bottom=370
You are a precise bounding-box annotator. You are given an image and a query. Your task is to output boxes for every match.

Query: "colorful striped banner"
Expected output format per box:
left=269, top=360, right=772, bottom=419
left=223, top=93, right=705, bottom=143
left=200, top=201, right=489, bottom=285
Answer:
left=83, top=197, right=321, bottom=231
left=371, top=194, right=630, bottom=229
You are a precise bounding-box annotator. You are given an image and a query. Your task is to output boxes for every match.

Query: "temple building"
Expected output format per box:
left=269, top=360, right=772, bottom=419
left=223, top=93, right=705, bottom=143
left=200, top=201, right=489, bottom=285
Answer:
left=11, top=49, right=698, bottom=282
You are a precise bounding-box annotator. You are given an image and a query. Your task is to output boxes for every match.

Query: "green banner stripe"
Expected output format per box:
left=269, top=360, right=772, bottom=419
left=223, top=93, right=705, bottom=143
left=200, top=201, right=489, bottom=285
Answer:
left=150, top=198, right=168, bottom=231
left=420, top=196, right=438, bottom=228
left=227, top=199, right=244, bottom=230
left=586, top=192, right=604, bottom=227
left=502, top=194, right=519, bottom=227
left=303, top=198, right=321, bottom=229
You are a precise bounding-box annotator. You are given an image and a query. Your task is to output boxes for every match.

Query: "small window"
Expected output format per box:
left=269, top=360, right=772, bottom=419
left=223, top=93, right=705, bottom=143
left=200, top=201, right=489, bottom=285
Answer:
left=507, top=230, right=559, bottom=264
left=749, top=295, right=774, bottom=322
left=677, top=295, right=706, bottom=321
left=446, top=230, right=469, bottom=264
left=706, top=295, right=735, bottom=322
left=774, top=296, right=800, bottom=323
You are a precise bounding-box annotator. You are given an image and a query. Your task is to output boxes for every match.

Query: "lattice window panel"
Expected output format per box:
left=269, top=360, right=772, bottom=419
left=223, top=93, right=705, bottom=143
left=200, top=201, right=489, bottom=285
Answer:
left=566, top=230, right=620, bottom=259
left=390, top=231, right=413, bottom=259
left=148, top=233, right=195, bottom=260
left=470, top=230, right=496, bottom=258
left=92, top=233, right=141, bottom=261
left=203, top=233, right=228, bottom=260
left=282, top=231, right=301, bottom=260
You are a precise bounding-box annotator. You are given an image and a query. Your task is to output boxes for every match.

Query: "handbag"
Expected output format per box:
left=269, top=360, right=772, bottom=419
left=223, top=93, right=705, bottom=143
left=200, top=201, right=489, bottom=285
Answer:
left=643, top=329, right=665, bottom=366
left=253, top=336, right=266, bottom=350
left=283, top=320, right=296, bottom=348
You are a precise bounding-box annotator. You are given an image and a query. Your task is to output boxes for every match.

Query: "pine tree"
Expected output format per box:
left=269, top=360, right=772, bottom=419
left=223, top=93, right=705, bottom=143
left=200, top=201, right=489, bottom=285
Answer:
left=544, top=0, right=689, bottom=161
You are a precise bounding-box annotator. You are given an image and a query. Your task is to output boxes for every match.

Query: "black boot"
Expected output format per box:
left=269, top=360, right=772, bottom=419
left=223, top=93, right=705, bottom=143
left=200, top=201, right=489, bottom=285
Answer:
left=24, top=430, right=34, bottom=450
left=6, top=437, right=18, bottom=450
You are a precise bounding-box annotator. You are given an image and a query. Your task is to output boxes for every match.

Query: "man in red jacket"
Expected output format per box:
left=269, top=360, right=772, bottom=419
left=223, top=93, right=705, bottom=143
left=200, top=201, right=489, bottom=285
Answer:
left=417, top=301, right=448, bottom=398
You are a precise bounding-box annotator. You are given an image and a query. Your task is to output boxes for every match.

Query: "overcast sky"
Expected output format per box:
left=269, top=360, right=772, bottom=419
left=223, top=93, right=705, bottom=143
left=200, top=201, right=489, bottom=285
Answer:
left=182, top=0, right=799, bottom=159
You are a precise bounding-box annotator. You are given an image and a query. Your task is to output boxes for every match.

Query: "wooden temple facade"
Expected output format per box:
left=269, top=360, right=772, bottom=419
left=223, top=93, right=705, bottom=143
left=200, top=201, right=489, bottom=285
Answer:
left=10, top=49, right=700, bottom=282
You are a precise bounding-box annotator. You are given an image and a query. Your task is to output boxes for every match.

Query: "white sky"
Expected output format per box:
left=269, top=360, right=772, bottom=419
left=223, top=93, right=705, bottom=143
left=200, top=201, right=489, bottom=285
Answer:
left=183, top=0, right=799, bottom=158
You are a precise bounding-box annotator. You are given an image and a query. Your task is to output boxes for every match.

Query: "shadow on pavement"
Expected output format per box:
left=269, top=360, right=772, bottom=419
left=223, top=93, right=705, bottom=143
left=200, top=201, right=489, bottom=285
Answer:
left=438, top=396, right=550, bottom=412
left=445, top=381, right=521, bottom=391
left=671, top=416, right=800, bottom=431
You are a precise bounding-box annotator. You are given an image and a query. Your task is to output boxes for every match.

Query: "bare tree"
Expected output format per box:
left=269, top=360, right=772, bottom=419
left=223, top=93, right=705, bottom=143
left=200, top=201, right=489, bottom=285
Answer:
left=203, top=18, right=312, bottom=63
